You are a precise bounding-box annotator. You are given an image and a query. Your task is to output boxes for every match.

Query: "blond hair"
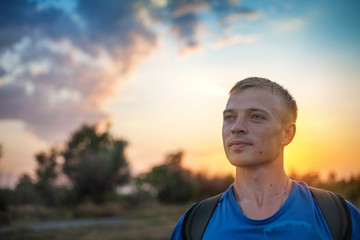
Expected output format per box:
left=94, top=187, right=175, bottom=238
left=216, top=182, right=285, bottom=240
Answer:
left=230, top=77, right=298, bottom=123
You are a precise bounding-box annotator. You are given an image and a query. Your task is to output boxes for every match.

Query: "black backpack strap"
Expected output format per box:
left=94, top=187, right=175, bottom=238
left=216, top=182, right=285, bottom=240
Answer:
left=309, top=187, right=352, bottom=240
left=181, top=193, right=222, bottom=240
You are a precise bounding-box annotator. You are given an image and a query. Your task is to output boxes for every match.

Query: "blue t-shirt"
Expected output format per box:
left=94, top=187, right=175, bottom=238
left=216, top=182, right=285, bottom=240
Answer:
left=171, top=181, right=360, bottom=240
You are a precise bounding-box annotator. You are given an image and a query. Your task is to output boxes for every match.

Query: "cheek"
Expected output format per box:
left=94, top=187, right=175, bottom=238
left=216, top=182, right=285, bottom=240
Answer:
left=254, top=128, right=282, bottom=152
left=222, top=125, right=230, bottom=138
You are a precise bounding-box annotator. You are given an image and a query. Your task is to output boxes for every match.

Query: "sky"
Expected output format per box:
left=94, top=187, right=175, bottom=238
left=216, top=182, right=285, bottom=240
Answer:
left=1, top=0, right=360, bottom=188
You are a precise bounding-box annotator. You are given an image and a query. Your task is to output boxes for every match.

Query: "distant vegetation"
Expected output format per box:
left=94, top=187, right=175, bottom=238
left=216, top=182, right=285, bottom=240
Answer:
left=0, top=124, right=359, bottom=227
left=289, top=171, right=360, bottom=207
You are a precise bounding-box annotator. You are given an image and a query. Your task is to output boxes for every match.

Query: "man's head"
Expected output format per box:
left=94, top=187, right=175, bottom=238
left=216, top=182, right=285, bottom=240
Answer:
left=222, top=77, right=297, bottom=167
left=229, top=77, right=297, bottom=125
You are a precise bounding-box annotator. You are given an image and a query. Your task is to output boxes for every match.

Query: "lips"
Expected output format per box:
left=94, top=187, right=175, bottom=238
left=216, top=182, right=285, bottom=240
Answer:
left=229, top=140, right=253, bottom=149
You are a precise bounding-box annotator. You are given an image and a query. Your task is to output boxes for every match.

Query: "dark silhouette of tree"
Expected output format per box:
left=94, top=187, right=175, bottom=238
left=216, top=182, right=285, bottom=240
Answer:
left=34, top=148, right=60, bottom=206
left=345, top=174, right=360, bottom=204
left=194, top=173, right=234, bottom=201
left=62, top=124, right=130, bottom=204
left=137, top=151, right=237, bottom=203
left=14, top=174, right=40, bottom=204
left=138, top=151, right=196, bottom=203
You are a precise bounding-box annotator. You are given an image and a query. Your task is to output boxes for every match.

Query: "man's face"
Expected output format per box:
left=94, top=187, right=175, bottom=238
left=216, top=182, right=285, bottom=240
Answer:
left=222, top=88, right=288, bottom=167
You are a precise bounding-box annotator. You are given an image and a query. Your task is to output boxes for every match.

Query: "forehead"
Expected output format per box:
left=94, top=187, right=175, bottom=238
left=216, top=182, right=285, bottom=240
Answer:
left=225, top=88, right=284, bottom=114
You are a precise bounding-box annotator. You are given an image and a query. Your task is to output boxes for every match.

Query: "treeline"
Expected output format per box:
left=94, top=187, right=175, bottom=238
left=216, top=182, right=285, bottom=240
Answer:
left=1, top=125, right=130, bottom=208
left=136, top=151, right=234, bottom=203
left=289, top=171, right=360, bottom=207
left=0, top=124, right=360, bottom=225
left=0, top=124, right=233, bottom=224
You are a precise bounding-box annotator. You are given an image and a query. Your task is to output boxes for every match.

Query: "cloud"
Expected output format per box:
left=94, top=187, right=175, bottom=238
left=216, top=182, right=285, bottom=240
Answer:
left=271, top=18, right=305, bottom=34
left=0, top=37, right=111, bottom=141
left=142, top=0, right=259, bottom=53
left=211, top=34, right=261, bottom=49
left=0, top=0, right=258, bottom=142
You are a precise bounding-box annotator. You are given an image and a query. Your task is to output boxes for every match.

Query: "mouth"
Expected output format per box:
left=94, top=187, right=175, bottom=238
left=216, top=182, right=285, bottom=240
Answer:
left=229, top=140, right=253, bottom=149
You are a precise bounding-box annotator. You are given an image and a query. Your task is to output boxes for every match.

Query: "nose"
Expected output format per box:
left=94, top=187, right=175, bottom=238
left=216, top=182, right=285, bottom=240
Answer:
left=231, top=117, right=248, bottom=134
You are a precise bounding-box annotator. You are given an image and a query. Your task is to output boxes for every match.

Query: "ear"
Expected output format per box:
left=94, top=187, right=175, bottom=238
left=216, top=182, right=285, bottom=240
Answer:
left=281, top=123, right=296, bottom=146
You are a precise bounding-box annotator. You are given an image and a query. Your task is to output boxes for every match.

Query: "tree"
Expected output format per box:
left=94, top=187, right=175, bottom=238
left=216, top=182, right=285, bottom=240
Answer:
left=62, top=124, right=130, bottom=204
left=194, top=173, right=234, bottom=201
left=34, top=148, right=60, bottom=206
left=138, top=151, right=196, bottom=203
left=14, top=174, right=40, bottom=204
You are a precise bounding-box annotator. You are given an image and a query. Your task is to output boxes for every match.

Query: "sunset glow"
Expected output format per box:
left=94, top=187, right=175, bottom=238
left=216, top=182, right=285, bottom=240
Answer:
left=1, top=0, right=360, bottom=187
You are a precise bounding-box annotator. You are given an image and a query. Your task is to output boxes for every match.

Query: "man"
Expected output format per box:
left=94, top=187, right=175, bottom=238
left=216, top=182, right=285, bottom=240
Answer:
left=170, top=77, right=360, bottom=239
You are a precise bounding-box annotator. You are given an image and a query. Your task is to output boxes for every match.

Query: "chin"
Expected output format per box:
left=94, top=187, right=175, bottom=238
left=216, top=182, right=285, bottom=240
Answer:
left=227, top=153, right=268, bottom=168
left=227, top=157, right=253, bottom=167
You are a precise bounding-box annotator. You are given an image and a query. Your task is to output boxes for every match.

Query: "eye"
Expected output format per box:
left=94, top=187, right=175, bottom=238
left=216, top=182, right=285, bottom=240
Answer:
left=224, top=114, right=235, bottom=121
left=251, top=114, right=265, bottom=120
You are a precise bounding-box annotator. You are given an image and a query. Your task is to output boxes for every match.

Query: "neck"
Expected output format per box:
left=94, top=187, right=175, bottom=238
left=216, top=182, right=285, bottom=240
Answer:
left=233, top=161, right=292, bottom=219
left=235, top=164, right=286, bottom=192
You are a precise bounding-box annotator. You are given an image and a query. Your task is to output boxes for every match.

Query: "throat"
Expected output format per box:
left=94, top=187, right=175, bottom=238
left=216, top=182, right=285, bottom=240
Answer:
left=233, top=176, right=291, bottom=220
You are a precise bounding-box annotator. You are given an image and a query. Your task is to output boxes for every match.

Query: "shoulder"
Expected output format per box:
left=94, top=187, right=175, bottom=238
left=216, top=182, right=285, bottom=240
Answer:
left=296, top=181, right=360, bottom=240
left=170, top=204, right=195, bottom=240
left=346, top=201, right=360, bottom=240
left=170, top=187, right=233, bottom=240
left=346, top=200, right=360, bottom=218
left=287, top=180, right=314, bottom=203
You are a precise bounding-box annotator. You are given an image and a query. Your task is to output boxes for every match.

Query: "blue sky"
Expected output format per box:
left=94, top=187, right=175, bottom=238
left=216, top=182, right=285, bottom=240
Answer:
left=1, top=0, right=360, bottom=187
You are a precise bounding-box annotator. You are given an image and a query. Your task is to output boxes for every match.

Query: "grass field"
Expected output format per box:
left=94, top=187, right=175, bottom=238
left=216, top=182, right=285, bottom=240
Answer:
left=1, top=202, right=190, bottom=240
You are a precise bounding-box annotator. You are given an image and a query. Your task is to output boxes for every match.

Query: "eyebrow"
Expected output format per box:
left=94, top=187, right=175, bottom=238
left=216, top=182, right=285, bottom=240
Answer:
left=248, top=108, right=270, bottom=115
left=223, top=109, right=235, bottom=115
left=223, top=108, right=270, bottom=116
